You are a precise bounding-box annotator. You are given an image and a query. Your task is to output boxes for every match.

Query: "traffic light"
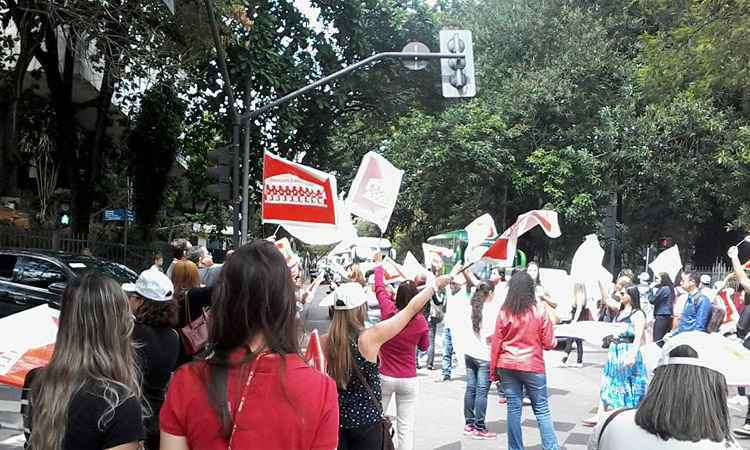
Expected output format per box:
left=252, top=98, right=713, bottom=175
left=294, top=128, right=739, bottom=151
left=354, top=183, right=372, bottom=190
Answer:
left=439, top=30, right=476, bottom=98
left=206, top=144, right=233, bottom=201
left=657, top=236, right=673, bottom=250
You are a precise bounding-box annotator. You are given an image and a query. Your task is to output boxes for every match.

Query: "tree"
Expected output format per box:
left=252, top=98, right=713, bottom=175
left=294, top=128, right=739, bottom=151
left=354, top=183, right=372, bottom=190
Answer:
left=128, top=84, right=185, bottom=239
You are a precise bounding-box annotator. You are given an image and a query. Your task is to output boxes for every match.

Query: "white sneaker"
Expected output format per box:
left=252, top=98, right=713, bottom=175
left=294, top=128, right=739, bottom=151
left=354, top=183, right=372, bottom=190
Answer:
left=566, top=361, right=583, bottom=368
left=729, top=395, right=749, bottom=406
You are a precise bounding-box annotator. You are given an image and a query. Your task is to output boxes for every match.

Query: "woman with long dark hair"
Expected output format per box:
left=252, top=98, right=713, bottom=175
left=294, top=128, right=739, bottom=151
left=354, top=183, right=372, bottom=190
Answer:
left=591, top=335, right=741, bottom=449
left=159, top=240, right=339, bottom=450
left=650, top=272, right=675, bottom=344
left=490, top=271, right=560, bottom=450
left=597, top=282, right=648, bottom=415
left=372, top=254, right=430, bottom=450
left=325, top=272, right=450, bottom=450
left=453, top=281, right=496, bottom=440
left=23, top=272, right=145, bottom=450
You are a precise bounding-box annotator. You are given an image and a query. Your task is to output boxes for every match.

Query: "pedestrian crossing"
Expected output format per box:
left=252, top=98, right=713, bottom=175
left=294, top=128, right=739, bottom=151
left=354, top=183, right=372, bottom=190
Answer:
left=0, top=386, right=22, bottom=450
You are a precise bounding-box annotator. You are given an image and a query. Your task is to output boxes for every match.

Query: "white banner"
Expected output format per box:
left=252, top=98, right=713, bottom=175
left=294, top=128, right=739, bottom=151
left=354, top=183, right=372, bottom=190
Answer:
left=346, top=152, right=403, bottom=233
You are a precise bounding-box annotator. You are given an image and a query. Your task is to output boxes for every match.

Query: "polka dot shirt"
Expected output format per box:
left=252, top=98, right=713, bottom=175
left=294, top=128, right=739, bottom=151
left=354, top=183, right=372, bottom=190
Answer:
left=338, top=340, right=382, bottom=430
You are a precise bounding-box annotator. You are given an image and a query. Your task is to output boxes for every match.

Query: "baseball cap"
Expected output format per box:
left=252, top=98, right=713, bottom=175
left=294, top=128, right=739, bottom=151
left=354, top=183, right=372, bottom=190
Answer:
left=319, top=282, right=368, bottom=310
left=700, top=274, right=711, bottom=285
left=638, top=272, right=650, bottom=282
left=659, top=332, right=750, bottom=384
left=122, top=268, right=174, bottom=302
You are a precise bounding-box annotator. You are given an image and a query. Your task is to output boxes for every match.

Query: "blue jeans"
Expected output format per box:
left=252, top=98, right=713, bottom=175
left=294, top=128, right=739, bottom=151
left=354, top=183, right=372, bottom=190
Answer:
left=498, top=369, right=560, bottom=450
left=464, top=355, right=490, bottom=431
left=441, top=327, right=453, bottom=377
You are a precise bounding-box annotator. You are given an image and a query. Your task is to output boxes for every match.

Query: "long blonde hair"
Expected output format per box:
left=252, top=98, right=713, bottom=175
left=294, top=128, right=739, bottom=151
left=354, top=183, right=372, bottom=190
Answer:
left=325, top=304, right=367, bottom=389
left=29, top=272, right=142, bottom=450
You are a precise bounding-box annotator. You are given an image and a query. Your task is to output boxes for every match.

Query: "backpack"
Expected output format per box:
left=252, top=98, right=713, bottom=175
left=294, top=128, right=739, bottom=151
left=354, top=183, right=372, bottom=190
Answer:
left=706, top=296, right=726, bottom=333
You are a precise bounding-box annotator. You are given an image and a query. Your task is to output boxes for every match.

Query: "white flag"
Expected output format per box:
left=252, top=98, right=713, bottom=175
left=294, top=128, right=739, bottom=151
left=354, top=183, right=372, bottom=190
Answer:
left=403, top=251, right=429, bottom=280
left=346, top=152, right=403, bottom=233
left=649, top=245, right=682, bottom=282
left=465, top=213, right=498, bottom=250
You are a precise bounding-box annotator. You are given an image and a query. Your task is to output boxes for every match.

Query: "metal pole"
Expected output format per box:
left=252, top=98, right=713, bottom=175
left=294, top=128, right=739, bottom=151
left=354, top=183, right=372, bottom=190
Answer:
left=238, top=51, right=465, bottom=242
left=239, top=52, right=463, bottom=122
left=204, top=0, right=241, bottom=248
left=645, top=246, right=650, bottom=274
left=231, top=121, right=240, bottom=249
left=241, top=115, right=251, bottom=244
left=123, top=178, right=130, bottom=265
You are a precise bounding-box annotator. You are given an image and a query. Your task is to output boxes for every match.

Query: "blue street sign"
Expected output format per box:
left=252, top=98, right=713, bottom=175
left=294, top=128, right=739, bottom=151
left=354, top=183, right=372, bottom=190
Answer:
left=103, top=209, right=136, bottom=222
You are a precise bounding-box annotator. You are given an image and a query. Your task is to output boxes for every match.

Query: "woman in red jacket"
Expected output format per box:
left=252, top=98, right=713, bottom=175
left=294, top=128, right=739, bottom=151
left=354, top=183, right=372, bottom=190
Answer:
left=490, top=271, right=560, bottom=450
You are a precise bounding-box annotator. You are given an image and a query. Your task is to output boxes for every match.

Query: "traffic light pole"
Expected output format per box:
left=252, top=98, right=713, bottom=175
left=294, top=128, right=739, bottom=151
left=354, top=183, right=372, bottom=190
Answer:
left=237, top=51, right=464, bottom=244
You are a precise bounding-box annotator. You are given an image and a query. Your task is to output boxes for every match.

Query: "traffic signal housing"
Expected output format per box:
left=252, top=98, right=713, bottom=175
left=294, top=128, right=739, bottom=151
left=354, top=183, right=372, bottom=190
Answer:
left=206, top=144, right=233, bottom=201
left=439, top=30, right=477, bottom=98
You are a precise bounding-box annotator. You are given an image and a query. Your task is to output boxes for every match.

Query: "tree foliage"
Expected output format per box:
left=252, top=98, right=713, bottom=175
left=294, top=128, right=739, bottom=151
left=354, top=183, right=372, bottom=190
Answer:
left=128, top=84, right=185, bottom=238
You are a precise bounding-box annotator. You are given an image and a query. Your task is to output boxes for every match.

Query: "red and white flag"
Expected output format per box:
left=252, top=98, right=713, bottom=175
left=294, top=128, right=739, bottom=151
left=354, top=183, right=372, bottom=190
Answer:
left=262, top=151, right=356, bottom=245
left=482, top=210, right=561, bottom=266
left=422, top=243, right=454, bottom=269
left=346, top=152, right=404, bottom=233
left=465, top=213, right=498, bottom=250
left=304, top=329, right=326, bottom=374
left=262, top=151, right=339, bottom=227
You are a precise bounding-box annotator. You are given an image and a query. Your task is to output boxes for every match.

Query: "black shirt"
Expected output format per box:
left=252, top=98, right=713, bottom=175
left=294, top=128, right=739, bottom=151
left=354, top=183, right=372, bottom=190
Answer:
left=133, top=323, right=179, bottom=403
left=23, top=368, right=144, bottom=450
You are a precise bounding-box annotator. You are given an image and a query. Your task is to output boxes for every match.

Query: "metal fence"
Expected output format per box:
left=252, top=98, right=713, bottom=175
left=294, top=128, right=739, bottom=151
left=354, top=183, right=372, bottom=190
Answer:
left=691, top=259, right=731, bottom=285
left=0, top=225, right=166, bottom=271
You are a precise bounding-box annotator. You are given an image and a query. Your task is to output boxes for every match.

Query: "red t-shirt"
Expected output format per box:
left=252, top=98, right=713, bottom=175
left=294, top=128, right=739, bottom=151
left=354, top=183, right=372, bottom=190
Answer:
left=160, top=352, right=339, bottom=450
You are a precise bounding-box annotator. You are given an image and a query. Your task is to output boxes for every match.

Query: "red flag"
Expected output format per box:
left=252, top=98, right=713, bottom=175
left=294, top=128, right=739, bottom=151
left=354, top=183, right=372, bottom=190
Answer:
left=482, top=210, right=561, bottom=266
left=262, top=151, right=339, bottom=227
left=304, top=329, right=326, bottom=373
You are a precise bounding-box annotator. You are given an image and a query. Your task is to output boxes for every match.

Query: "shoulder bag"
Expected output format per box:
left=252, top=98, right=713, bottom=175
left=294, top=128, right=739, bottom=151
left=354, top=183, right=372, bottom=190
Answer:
left=597, top=408, right=634, bottom=448
left=179, top=290, right=210, bottom=356
left=352, top=361, right=395, bottom=450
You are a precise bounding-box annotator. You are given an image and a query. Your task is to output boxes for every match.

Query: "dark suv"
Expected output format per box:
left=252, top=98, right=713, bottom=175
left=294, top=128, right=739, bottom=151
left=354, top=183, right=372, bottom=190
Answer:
left=0, top=249, right=137, bottom=318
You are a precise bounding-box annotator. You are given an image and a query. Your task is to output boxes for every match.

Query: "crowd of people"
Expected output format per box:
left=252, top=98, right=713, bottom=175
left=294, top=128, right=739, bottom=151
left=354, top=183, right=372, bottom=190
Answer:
left=14, top=236, right=750, bottom=450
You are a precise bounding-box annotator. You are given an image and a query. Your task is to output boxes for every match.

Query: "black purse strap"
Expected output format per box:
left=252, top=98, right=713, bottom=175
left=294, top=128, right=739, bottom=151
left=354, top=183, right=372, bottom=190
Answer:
left=350, top=353, right=383, bottom=416
left=183, top=289, right=192, bottom=327
left=597, top=408, right=634, bottom=447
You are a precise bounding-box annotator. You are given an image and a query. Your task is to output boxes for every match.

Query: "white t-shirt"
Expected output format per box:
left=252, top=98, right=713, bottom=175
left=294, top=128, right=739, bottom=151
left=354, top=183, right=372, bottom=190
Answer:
left=448, top=288, right=496, bottom=362
left=588, top=409, right=742, bottom=450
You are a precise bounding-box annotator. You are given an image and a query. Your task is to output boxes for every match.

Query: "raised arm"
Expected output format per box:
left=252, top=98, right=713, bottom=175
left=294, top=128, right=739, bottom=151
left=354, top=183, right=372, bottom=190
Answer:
left=359, top=275, right=451, bottom=360
left=729, top=246, right=750, bottom=293
left=373, top=265, right=398, bottom=319
left=462, top=265, right=479, bottom=288
left=598, top=281, right=621, bottom=310
left=540, top=306, right=557, bottom=350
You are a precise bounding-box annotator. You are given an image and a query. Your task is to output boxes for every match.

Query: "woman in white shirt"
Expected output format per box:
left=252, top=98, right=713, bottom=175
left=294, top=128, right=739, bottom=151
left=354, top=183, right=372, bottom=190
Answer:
left=453, top=279, right=497, bottom=440
left=589, top=334, right=742, bottom=450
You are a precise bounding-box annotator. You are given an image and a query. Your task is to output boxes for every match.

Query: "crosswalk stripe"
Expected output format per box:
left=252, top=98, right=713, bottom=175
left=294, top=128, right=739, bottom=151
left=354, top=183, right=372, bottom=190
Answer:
left=0, top=401, right=19, bottom=413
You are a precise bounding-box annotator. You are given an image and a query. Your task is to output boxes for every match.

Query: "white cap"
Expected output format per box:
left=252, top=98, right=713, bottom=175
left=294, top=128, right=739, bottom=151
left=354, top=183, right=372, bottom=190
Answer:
left=319, top=282, right=368, bottom=310
left=700, top=274, right=711, bottom=285
left=122, top=269, right=174, bottom=302
left=638, top=272, right=650, bottom=282
left=659, top=332, right=750, bottom=384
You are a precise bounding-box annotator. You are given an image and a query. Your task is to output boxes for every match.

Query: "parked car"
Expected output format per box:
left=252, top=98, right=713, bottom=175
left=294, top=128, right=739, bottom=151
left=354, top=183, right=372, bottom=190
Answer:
left=0, top=249, right=137, bottom=319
